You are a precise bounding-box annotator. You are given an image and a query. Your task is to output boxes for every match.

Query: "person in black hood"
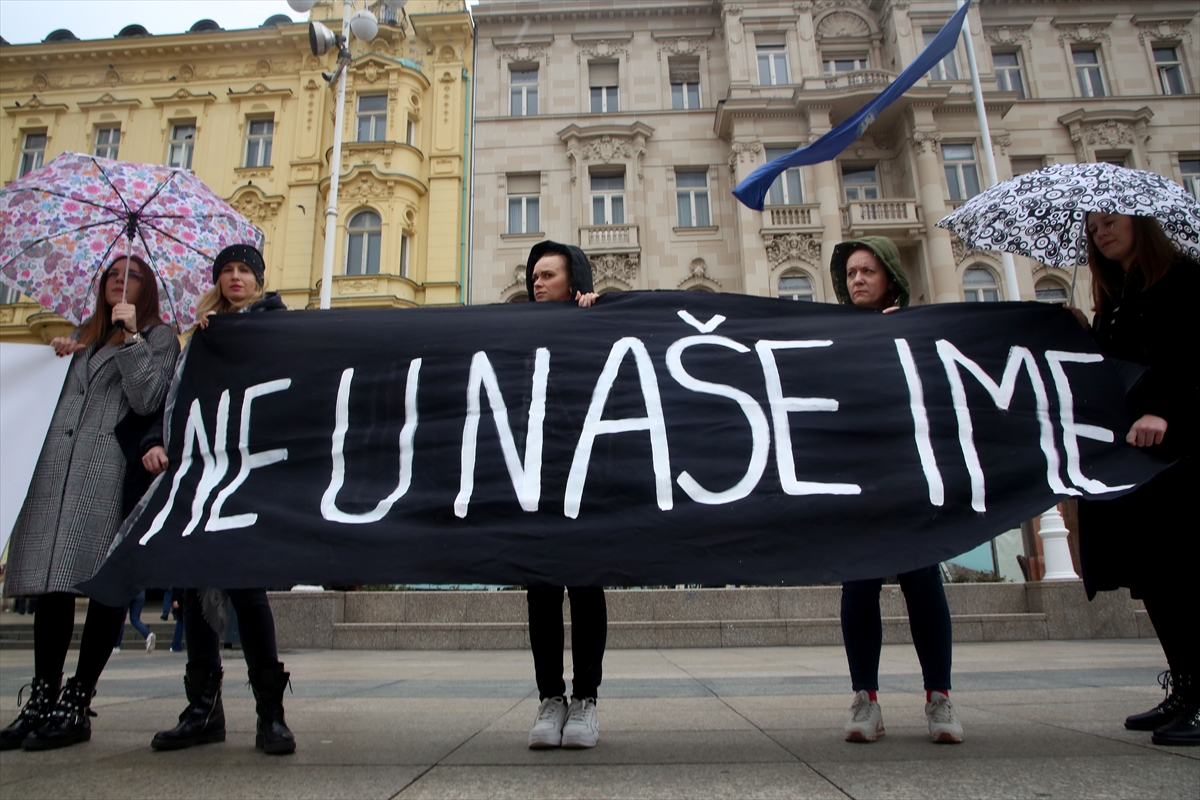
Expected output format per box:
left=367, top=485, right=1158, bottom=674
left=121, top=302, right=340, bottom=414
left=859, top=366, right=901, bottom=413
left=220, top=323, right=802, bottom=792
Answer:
left=144, top=244, right=296, bottom=756
left=522, top=241, right=604, bottom=750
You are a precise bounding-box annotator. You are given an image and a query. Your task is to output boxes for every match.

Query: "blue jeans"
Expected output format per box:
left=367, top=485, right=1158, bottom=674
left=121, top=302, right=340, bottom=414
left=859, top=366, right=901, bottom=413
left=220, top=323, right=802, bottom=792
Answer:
left=841, top=565, right=952, bottom=692
left=115, top=590, right=150, bottom=648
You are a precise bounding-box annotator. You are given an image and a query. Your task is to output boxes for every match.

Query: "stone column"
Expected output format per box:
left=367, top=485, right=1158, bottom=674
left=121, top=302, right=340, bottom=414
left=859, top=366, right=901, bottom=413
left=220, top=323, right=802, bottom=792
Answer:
left=908, top=109, right=958, bottom=304
left=806, top=106, right=844, bottom=302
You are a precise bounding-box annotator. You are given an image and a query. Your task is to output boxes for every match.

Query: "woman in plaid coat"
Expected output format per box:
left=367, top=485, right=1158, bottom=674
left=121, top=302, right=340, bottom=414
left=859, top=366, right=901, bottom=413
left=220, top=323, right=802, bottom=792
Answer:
left=0, top=255, right=179, bottom=751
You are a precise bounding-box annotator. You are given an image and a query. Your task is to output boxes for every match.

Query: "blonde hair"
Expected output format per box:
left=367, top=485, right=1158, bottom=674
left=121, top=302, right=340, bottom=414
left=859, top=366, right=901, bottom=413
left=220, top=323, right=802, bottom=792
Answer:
left=195, top=272, right=266, bottom=320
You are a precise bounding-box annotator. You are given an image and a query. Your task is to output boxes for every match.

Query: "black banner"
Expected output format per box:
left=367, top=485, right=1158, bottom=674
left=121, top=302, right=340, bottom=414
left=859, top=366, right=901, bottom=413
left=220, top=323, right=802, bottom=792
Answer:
left=83, top=291, right=1166, bottom=604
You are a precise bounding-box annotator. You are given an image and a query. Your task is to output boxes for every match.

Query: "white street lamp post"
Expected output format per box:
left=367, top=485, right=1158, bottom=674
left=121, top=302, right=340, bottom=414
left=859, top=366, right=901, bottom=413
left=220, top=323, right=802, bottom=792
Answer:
left=1037, top=505, right=1080, bottom=581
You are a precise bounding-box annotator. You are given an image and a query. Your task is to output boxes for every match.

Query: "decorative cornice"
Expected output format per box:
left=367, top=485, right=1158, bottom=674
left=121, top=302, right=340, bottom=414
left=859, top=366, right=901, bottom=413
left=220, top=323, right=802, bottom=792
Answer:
left=558, top=121, right=655, bottom=181
left=494, top=35, right=554, bottom=67
left=76, top=93, right=142, bottom=110
left=573, top=33, right=634, bottom=64
left=983, top=22, right=1034, bottom=47
left=1130, top=15, right=1196, bottom=45
left=3, top=95, right=70, bottom=116
left=227, top=83, right=293, bottom=102
left=150, top=88, right=217, bottom=107
left=1051, top=16, right=1114, bottom=47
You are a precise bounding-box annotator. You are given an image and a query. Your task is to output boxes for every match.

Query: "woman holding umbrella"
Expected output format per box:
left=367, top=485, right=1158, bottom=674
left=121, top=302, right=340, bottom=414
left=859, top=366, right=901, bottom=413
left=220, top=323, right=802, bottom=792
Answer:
left=145, top=244, right=296, bottom=756
left=1078, top=212, right=1199, bottom=747
left=0, top=255, right=179, bottom=751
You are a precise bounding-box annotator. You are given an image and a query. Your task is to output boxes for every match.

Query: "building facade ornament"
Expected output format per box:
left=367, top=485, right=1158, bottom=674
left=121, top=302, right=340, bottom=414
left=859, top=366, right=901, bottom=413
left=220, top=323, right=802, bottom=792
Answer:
left=1132, top=18, right=1195, bottom=46
left=950, top=235, right=983, bottom=266
left=727, top=140, right=762, bottom=171
left=590, top=253, right=640, bottom=287
left=763, top=233, right=822, bottom=267
left=990, top=133, right=1012, bottom=155
left=582, top=135, right=633, bottom=164
left=575, top=37, right=632, bottom=64
left=983, top=24, right=1033, bottom=47
left=907, top=130, right=942, bottom=154
left=678, top=257, right=722, bottom=290
left=815, top=10, right=872, bottom=38
left=227, top=186, right=284, bottom=225
left=1053, top=19, right=1114, bottom=47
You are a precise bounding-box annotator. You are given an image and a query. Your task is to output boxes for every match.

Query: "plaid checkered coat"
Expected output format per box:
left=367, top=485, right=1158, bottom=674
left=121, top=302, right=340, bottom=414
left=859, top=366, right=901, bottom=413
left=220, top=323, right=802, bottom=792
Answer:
left=3, top=325, right=178, bottom=597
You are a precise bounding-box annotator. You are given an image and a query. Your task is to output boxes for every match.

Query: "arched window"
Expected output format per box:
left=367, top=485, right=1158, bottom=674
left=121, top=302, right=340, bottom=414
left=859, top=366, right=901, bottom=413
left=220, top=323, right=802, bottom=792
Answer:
left=346, top=211, right=382, bottom=275
left=778, top=272, right=814, bottom=301
left=1035, top=278, right=1069, bottom=303
left=963, top=267, right=999, bottom=302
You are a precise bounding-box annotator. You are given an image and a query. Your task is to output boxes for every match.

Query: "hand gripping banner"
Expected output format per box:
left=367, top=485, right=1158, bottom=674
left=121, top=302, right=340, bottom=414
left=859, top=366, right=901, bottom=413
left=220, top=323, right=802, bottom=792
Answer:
left=82, top=291, right=1167, bottom=604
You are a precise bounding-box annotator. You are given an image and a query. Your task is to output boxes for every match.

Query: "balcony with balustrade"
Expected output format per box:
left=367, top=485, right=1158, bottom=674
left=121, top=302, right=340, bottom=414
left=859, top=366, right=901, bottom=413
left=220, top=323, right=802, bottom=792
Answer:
left=840, top=199, right=923, bottom=238
left=806, top=69, right=896, bottom=92
left=579, top=224, right=639, bottom=253
left=761, top=204, right=823, bottom=232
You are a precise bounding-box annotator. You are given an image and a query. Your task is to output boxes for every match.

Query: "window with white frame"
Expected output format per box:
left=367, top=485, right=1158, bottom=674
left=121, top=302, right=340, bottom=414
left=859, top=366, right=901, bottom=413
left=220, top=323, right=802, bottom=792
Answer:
left=167, top=124, right=195, bottom=169
left=589, top=61, right=619, bottom=113
left=924, top=29, right=959, bottom=80
left=345, top=210, right=382, bottom=275
left=756, top=33, right=789, bottom=86
left=1073, top=48, right=1106, bottom=98
left=823, top=55, right=868, bottom=74
left=405, top=118, right=415, bottom=146
left=19, top=132, right=47, bottom=176
left=841, top=164, right=879, bottom=201
left=765, top=146, right=803, bottom=205
left=675, top=169, right=711, bottom=228
left=1035, top=278, right=1069, bottom=303
left=963, top=267, right=1000, bottom=302
left=590, top=171, right=625, bottom=225
left=94, top=127, right=120, bottom=159
left=400, top=233, right=410, bottom=278
left=506, top=173, right=541, bottom=235
left=1010, top=156, right=1044, bottom=176
left=244, top=118, right=273, bottom=168
left=943, top=143, right=982, bottom=201
left=778, top=272, right=814, bottom=301
left=993, top=51, right=1026, bottom=98
left=510, top=66, right=538, bottom=116
left=357, top=94, right=387, bottom=142
left=669, top=56, right=701, bottom=109
left=1154, top=46, right=1188, bottom=95
left=1181, top=159, right=1200, bottom=200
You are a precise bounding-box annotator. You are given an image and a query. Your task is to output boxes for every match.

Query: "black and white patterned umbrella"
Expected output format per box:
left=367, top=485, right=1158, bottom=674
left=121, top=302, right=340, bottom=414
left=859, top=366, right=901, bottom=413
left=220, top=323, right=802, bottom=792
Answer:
left=936, top=162, right=1200, bottom=268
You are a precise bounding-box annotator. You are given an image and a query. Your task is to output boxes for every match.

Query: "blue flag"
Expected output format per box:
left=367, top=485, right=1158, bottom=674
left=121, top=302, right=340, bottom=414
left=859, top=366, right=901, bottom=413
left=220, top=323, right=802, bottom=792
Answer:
left=733, top=1, right=972, bottom=211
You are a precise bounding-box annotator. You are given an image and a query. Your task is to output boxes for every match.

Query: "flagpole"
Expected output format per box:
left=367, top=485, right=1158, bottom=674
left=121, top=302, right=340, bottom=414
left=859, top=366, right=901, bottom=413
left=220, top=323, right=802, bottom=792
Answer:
left=957, top=0, right=1021, bottom=302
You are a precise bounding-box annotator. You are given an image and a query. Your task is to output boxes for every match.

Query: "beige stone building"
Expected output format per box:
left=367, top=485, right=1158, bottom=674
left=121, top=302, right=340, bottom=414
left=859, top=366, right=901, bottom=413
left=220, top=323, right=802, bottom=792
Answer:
left=470, top=0, right=1199, bottom=311
left=1, top=0, right=474, bottom=343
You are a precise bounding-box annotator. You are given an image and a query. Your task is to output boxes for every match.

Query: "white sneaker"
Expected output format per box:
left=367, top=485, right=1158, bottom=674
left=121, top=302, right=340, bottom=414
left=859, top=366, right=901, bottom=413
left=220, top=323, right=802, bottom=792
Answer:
left=145, top=632, right=156, bottom=653
left=925, top=691, right=963, bottom=743
left=844, top=690, right=884, bottom=743
left=527, top=696, right=568, bottom=749
left=561, top=697, right=599, bottom=749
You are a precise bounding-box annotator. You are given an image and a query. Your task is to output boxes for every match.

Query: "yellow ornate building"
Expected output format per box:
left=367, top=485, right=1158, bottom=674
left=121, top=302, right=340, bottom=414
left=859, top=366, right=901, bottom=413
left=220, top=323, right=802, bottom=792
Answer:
left=0, top=0, right=474, bottom=343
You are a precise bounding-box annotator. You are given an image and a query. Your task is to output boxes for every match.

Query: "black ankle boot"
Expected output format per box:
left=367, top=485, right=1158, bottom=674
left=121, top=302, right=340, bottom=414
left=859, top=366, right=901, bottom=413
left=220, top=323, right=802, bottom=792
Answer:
left=248, top=664, right=295, bottom=755
left=22, top=677, right=94, bottom=751
left=1152, top=673, right=1200, bottom=747
left=0, top=676, right=60, bottom=750
left=1126, top=671, right=1184, bottom=731
left=151, top=664, right=226, bottom=751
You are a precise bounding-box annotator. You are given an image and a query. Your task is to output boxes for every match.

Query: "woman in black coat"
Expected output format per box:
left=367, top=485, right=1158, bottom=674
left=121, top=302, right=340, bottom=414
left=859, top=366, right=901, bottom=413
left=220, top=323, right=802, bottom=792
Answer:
left=144, top=244, right=296, bottom=755
left=1078, top=212, right=1199, bottom=747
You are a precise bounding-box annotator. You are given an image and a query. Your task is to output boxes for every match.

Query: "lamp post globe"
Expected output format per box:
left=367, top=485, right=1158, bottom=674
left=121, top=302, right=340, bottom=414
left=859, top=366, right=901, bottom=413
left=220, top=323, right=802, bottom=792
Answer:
left=286, top=0, right=316, bottom=11
left=349, top=10, right=379, bottom=42
left=382, top=0, right=409, bottom=8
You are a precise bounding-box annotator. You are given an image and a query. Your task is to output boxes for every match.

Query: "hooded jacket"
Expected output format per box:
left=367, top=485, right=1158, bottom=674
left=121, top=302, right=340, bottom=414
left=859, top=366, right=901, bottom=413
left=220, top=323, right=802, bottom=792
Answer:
left=526, top=240, right=595, bottom=302
left=830, top=236, right=911, bottom=308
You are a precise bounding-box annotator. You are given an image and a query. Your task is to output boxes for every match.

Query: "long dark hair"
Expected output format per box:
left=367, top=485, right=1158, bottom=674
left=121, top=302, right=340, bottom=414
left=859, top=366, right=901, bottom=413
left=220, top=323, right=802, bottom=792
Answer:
left=1088, top=215, right=1180, bottom=314
left=76, top=255, right=163, bottom=346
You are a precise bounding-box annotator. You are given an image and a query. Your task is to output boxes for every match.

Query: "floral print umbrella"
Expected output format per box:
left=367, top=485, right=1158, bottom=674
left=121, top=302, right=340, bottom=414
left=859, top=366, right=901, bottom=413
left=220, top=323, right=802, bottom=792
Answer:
left=0, top=151, right=263, bottom=331
left=936, top=162, right=1200, bottom=269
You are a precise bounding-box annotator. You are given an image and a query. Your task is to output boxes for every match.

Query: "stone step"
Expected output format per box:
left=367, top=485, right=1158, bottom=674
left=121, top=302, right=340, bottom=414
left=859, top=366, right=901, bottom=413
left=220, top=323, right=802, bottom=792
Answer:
left=330, top=613, right=1053, bottom=650
left=0, top=620, right=178, bottom=649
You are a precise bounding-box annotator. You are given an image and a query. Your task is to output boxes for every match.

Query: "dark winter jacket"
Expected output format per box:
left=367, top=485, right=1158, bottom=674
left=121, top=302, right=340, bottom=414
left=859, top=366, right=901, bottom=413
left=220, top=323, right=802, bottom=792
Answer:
left=525, top=240, right=594, bottom=302
left=830, top=236, right=911, bottom=308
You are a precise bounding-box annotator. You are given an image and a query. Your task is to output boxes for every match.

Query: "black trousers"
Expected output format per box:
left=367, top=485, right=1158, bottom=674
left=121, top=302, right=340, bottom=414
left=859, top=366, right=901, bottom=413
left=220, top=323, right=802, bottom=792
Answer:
left=1143, top=587, right=1196, bottom=681
left=180, top=588, right=280, bottom=674
left=33, top=592, right=124, bottom=693
left=527, top=586, right=607, bottom=701
left=841, top=564, right=953, bottom=693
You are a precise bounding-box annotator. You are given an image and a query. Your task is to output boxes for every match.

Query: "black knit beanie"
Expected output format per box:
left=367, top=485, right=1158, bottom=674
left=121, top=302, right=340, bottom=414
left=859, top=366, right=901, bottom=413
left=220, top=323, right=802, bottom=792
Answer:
left=212, top=244, right=265, bottom=286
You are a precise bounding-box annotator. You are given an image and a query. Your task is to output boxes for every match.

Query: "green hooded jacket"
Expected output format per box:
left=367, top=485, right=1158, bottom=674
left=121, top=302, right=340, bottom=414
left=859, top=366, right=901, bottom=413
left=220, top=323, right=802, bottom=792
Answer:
left=830, top=236, right=911, bottom=308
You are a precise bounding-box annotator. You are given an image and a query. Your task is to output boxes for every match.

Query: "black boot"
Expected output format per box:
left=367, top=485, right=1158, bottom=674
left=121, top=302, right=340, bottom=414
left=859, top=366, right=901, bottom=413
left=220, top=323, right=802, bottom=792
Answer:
left=151, top=664, right=226, bottom=751
left=249, top=664, right=295, bottom=755
left=1126, top=671, right=1185, bottom=731
left=21, top=677, right=94, bottom=751
left=1152, top=673, right=1200, bottom=747
left=0, top=677, right=59, bottom=750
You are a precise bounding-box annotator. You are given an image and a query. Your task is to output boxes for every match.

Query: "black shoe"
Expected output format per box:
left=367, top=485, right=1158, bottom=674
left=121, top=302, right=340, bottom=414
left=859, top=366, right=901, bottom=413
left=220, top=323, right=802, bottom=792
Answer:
left=21, top=677, right=94, bottom=751
left=249, top=664, right=296, bottom=755
left=1151, top=672, right=1200, bottom=747
left=1126, top=671, right=1184, bottom=731
left=151, top=664, right=226, bottom=751
left=0, top=676, right=59, bottom=750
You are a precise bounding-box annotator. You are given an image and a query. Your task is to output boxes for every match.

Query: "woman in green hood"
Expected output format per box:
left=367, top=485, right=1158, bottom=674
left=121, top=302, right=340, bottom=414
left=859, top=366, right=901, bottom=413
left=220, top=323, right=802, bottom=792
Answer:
left=828, top=237, right=963, bottom=746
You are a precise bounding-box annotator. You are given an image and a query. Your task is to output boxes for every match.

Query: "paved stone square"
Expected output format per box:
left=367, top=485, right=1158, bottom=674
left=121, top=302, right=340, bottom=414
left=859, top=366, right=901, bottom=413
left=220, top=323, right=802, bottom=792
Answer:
left=1, top=640, right=1197, bottom=799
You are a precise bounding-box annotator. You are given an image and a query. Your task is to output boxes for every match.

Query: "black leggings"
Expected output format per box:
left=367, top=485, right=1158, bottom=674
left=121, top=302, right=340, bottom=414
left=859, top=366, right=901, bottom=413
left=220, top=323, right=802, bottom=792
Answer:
left=1142, top=588, right=1196, bottom=680
left=841, top=564, right=953, bottom=693
left=527, top=586, right=607, bottom=701
left=33, top=592, right=124, bottom=693
left=180, top=588, right=281, bottom=674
